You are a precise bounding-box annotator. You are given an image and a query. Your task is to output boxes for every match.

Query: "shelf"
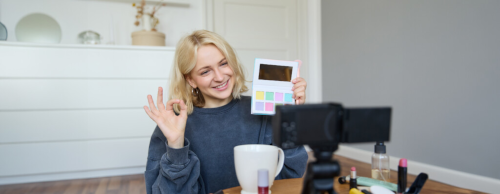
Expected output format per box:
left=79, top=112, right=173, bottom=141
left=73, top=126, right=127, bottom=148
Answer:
left=0, top=41, right=175, bottom=51
left=80, top=0, right=190, bottom=7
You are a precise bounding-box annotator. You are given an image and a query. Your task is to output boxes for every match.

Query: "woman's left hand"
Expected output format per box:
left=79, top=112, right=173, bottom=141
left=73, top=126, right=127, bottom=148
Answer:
left=292, top=77, right=307, bottom=105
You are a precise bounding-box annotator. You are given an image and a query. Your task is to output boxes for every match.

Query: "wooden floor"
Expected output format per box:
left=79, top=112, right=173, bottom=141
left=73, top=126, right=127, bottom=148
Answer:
left=0, top=154, right=484, bottom=194
left=0, top=174, right=146, bottom=194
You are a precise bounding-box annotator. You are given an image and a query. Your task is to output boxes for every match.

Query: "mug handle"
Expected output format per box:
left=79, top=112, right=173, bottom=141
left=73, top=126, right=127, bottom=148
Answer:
left=274, top=148, right=285, bottom=177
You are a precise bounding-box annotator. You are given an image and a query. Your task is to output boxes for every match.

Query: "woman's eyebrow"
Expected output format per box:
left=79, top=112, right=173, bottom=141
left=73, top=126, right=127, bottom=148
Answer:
left=196, top=58, right=227, bottom=72
left=218, top=58, right=227, bottom=64
left=198, top=66, right=210, bottom=71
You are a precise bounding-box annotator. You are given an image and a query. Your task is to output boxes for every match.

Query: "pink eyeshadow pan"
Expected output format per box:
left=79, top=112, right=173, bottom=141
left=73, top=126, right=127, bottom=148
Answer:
left=265, top=103, right=274, bottom=111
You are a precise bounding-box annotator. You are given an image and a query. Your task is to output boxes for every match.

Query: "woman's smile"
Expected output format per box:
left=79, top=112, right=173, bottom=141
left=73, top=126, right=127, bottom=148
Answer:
left=213, top=79, right=229, bottom=91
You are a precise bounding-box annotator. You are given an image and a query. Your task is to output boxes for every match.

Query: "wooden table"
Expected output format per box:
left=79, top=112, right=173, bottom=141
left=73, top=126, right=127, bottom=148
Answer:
left=224, top=155, right=484, bottom=194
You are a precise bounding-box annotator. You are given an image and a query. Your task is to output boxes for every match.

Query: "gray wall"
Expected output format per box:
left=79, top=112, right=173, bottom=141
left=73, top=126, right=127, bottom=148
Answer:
left=321, top=0, right=500, bottom=179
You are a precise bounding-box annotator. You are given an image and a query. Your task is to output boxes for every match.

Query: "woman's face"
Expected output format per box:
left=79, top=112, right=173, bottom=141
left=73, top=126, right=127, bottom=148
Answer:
left=187, top=44, right=235, bottom=107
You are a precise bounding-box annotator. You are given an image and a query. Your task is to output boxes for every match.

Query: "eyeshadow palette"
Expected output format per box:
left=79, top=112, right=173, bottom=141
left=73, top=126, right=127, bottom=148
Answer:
left=251, top=58, right=299, bottom=115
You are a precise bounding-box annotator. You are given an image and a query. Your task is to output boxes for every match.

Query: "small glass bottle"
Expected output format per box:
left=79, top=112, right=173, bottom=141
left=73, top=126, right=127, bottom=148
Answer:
left=371, top=141, right=390, bottom=181
left=258, top=169, right=269, bottom=194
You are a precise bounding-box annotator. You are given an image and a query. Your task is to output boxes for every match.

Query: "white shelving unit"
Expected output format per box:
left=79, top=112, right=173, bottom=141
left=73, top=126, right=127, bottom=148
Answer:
left=0, top=41, right=175, bottom=185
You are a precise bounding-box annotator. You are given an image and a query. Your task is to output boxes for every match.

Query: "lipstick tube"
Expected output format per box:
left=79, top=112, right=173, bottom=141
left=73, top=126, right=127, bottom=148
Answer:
left=350, top=167, right=357, bottom=190
left=258, top=169, right=269, bottom=194
left=398, top=158, right=407, bottom=194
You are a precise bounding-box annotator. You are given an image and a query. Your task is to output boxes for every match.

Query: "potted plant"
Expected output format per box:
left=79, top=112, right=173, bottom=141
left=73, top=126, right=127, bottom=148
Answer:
left=131, top=0, right=166, bottom=46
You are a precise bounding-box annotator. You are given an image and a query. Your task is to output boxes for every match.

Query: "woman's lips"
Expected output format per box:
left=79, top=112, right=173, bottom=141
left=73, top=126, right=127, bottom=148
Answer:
left=213, top=80, right=229, bottom=91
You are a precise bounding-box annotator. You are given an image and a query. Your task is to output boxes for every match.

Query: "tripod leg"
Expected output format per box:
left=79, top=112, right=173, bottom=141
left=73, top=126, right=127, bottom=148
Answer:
left=301, top=163, right=314, bottom=194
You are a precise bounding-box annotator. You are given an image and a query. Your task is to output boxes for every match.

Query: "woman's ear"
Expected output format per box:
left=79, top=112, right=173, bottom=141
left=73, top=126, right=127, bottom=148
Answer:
left=185, top=75, right=197, bottom=89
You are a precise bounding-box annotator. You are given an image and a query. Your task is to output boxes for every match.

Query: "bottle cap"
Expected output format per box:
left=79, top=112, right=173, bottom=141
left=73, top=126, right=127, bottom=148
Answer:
left=338, top=176, right=347, bottom=184
left=374, top=141, right=386, bottom=154
left=258, top=169, right=269, bottom=187
left=399, top=158, right=407, bottom=167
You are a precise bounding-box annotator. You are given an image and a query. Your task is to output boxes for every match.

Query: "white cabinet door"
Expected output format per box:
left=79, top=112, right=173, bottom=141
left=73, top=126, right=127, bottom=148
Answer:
left=211, top=0, right=300, bottom=95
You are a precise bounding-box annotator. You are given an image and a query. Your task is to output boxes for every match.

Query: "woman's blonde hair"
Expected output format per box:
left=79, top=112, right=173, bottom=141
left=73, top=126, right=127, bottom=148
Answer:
left=169, top=30, right=248, bottom=114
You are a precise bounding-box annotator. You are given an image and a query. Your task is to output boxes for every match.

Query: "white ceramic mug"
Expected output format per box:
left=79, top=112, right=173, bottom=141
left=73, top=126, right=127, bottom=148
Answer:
left=234, top=144, right=285, bottom=194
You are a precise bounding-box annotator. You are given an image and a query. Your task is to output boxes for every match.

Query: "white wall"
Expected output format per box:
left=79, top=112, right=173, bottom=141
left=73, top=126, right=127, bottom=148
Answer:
left=322, top=0, right=500, bottom=181
left=0, top=0, right=203, bottom=46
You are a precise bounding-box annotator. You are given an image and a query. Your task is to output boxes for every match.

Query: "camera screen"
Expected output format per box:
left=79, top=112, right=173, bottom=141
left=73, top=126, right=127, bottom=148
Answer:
left=258, top=64, right=292, bottom=82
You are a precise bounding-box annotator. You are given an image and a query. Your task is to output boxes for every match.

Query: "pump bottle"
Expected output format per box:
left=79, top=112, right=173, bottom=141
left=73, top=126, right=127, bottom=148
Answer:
left=371, top=141, right=390, bottom=181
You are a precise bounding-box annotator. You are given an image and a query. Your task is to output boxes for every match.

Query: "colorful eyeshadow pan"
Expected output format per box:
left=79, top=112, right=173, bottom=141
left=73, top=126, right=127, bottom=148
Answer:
left=285, top=93, right=293, bottom=102
left=275, top=92, right=283, bottom=102
left=253, top=92, right=293, bottom=114
left=266, top=92, right=274, bottom=101
left=256, top=91, right=265, bottom=100
left=265, top=103, right=274, bottom=111
left=255, top=102, right=264, bottom=111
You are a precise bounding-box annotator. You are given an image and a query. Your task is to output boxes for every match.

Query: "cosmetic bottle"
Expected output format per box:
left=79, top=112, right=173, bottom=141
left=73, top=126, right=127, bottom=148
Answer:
left=338, top=175, right=398, bottom=192
left=258, top=169, right=269, bottom=194
left=371, top=141, right=390, bottom=181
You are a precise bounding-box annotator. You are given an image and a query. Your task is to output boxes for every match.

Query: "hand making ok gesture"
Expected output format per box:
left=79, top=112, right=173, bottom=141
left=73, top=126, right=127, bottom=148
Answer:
left=144, top=87, right=187, bottom=148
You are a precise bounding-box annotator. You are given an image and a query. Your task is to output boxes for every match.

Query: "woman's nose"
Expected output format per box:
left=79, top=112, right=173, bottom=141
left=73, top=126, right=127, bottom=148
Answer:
left=213, top=69, right=224, bottom=81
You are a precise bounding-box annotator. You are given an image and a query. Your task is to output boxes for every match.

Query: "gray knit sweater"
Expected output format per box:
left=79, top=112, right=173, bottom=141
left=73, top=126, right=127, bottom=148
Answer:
left=144, top=96, right=308, bottom=194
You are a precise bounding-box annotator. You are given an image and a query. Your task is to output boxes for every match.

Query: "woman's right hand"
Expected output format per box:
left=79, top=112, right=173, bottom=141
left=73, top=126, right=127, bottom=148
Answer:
left=144, top=87, right=188, bottom=148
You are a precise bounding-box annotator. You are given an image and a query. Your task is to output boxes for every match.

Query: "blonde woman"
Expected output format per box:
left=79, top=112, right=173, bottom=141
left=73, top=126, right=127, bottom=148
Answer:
left=143, top=30, right=308, bottom=194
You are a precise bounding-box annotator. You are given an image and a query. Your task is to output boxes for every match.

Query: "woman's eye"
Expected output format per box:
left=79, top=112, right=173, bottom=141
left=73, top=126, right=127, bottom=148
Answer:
left=221, top=63, right=228, bottom=66
left=201, top=70, right=209, bottom=75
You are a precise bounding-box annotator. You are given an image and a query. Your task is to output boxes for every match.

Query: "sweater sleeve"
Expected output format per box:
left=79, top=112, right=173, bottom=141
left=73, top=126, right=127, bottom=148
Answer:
left=263, top=116, right=309, bottom=179
left=275, top=145, right=308, bottom=179
left=144, top=126, right=206, bottom=194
